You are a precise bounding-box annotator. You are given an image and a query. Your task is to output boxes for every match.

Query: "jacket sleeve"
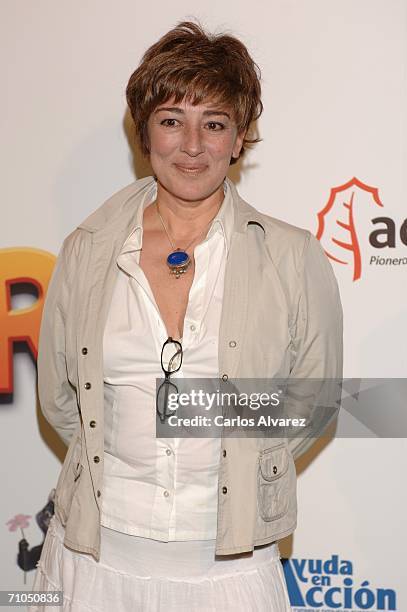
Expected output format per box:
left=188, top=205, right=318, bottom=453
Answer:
left=286, top=232, right=343, bottom=461
left=37, top=232, right=81, bottom=447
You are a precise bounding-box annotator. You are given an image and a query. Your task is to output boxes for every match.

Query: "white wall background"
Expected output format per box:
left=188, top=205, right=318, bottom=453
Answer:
left=1, top=1, right=406, bottom=610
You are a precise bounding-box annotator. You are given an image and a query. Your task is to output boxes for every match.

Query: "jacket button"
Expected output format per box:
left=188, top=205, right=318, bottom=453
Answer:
left=273, top=465, right=278, bottom=474
left=81, top=347, right=88, bottom=355
left=229, top=340, right=237, bottom=348
left=84, top=382, right=91, bottom=390
left=222, top=449, right=226, bottom=457
left=93, top=455, right=100, bottom=463
left=221, top=374, right=228, bottom=381
left=97, top=490, right=101, bottom=497
left=222, top=486, right=227, bottom=494
left=89, top=420, right=96, bottom=428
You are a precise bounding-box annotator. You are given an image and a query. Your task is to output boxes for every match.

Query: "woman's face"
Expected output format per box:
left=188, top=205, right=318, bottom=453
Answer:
left=146, top=96, right=246, bottom=203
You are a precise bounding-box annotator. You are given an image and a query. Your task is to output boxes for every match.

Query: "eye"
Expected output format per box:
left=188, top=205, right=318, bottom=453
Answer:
left=160, top=118, right=179, bottom=127
left=206, top=121, right=225, bottom=131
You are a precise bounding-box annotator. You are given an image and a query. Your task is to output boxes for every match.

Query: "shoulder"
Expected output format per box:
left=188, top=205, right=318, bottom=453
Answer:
left=230, top=181, right=310, bottom=262
left=261, top=210, right=332, bottom=281
left=75, top=177, right=153, bottom=233
left=237, top=194, right=334, bottom=291
left=254, top=209, right=339, bottom=300
left=229, top=179, right=322, bottom=279
left=260, top=211, right=311, bottom=252
left=240, top=198, right=313, bottom=278
left=58, top=176, right=155, bottom=257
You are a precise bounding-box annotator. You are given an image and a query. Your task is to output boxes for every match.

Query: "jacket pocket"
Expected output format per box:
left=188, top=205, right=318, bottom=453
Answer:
left=257, top=444, right=290, bottom=522
left=54, top=434, right=83, bottom=523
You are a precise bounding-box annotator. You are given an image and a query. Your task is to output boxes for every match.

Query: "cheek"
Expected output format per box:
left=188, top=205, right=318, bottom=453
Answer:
left=148, top=125, right=177, bottom=157
left=207, top=136, right=235, bottom=159
left=152, top=146, right=177, bottom=166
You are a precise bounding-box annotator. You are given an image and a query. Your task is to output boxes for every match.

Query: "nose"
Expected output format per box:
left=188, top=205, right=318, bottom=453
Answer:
left=180, top=125, right=204, bottom=157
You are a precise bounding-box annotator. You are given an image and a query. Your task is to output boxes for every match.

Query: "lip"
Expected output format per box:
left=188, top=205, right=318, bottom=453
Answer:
left=174, top=164, right=207, bottom=174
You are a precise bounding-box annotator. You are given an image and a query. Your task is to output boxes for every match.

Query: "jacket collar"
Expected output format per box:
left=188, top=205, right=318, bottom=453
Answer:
left=77, top=175, right=266, bottom=244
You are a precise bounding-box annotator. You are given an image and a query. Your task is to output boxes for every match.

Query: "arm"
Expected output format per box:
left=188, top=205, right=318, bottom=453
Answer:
left=286, top=232, right=343, bottom=461
left=36, top=232, right=81, bottom=447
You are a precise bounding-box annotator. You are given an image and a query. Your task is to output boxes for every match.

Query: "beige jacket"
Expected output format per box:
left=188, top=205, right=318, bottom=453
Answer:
left=37, top=176, right=343, bottom=562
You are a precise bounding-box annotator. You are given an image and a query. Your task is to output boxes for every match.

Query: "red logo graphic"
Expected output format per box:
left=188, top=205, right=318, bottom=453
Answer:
left=316, top=177, right=383, bottom=281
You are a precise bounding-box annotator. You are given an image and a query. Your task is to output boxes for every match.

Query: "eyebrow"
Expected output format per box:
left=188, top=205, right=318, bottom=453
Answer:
left=154, top=106, right=230, bottom=119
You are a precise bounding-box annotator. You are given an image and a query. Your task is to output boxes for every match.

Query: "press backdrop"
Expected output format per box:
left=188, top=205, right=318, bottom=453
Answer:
left=1, top=1, right=406, bottom=610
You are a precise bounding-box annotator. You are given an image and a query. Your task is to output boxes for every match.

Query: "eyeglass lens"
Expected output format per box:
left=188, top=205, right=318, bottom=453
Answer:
left=161, top=340, right=182, bottom=374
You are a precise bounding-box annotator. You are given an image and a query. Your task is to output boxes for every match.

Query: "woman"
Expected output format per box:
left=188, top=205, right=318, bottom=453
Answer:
left=31, top=20, right=343, bottom=611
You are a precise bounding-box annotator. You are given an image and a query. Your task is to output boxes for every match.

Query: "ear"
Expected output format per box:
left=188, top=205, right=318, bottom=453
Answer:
left=232, top=129, right=247, bottom=159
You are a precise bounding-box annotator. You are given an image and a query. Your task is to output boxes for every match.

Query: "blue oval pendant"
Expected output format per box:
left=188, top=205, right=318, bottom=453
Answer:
left=167, top=250, right=189, bottom=267
left=167, top=249, right=191, bottom=278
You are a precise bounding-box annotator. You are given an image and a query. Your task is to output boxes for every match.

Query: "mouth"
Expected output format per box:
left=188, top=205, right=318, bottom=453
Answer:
left=174, top=164, right=207, bottom=176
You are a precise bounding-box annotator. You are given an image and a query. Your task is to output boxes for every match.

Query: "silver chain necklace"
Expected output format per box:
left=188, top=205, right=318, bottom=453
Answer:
left=156, top=203, right=211, bottom=279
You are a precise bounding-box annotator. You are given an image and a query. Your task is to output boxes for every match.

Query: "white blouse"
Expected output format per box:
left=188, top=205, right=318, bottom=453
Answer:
left=100, top=179, right=234, bottom=541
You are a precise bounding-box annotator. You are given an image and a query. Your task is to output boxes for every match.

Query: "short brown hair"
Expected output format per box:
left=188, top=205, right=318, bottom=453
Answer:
left=126, top=20, right=263, bottom=165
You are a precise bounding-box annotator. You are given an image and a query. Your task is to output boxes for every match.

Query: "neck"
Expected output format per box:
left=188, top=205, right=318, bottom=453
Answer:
left=151, top=179, right=225, bottom=240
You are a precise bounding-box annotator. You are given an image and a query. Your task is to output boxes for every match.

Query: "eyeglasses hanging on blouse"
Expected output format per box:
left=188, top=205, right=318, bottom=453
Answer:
left=156, top=337, right=183, bottom=423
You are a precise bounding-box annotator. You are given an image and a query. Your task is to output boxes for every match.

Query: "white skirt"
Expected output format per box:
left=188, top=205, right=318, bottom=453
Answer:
left=29, top=514, right=291, bottom=612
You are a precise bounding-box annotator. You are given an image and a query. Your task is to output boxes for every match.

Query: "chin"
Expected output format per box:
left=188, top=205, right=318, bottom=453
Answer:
left=158, top=170, right=224, bottom=202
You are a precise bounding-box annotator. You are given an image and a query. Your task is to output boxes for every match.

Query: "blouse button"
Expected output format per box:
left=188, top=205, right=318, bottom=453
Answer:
left=84, top=382, right=91, bottom=390
left=222, top=486, right=228, bottom=494
left=97, top=490, right=101, bottom=497
left=221, top=374, right=228, bottom=382
left=165, top=449, right=172, bottom=456
left=81, top=347, right=88, bottom=355
left=163, top=490, right=170, bottom=497
left=89, top=420, right=96, bottom=428
left=229, top=340, right=237, bottom=348
left=93, top=456, right=100, bottom=463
